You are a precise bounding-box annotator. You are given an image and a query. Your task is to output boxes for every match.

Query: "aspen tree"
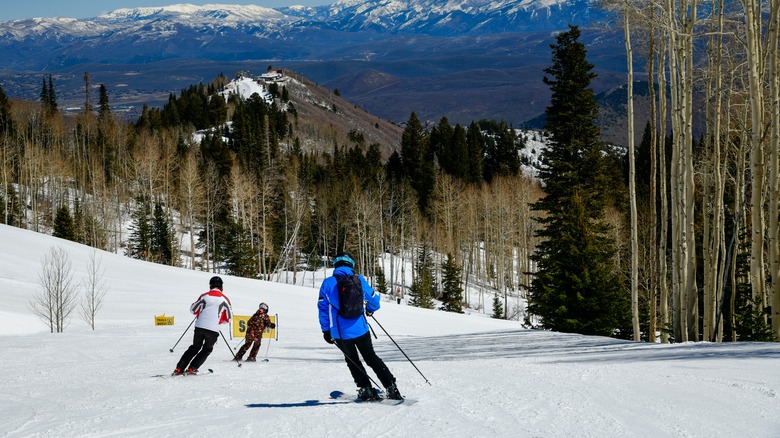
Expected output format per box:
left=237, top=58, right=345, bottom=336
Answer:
left=768, top=0, right=780, bottom=339
left=621, top=0, right=641, bottom=340
left=741, top=0, right=767, bottom=316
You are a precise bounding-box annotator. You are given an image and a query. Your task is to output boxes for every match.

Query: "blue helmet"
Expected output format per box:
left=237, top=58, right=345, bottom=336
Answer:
left=333, top=252, right=355, bottom=268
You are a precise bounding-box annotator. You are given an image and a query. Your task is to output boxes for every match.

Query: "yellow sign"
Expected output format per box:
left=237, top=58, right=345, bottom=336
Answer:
left=232, top=314, right=278, bottom=340
left=155, top=314, right=175, bottom=326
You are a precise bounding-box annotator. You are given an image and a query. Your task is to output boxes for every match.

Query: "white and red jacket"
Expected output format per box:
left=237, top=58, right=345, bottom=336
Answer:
left=190, top=288, right=232, bottom=332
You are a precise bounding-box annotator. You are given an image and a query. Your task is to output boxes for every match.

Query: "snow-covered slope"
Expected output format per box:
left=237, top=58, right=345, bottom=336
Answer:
left=1, top=223, right=779, bottom=437
left=219, top=75, right=274, bottom=102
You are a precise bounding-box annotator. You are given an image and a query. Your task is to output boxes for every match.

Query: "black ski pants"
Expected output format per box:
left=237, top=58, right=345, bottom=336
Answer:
left=177, top=327, right=219, bottom=371
left=335, top=331, right=395, bottom=389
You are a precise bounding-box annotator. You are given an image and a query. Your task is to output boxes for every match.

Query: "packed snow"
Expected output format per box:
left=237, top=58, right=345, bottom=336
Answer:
left=1, top=223, right=779, bottom=437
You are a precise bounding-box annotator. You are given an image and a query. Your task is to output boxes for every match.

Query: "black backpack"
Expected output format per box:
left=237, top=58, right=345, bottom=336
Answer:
left=335, top=274, right=364, bottom=318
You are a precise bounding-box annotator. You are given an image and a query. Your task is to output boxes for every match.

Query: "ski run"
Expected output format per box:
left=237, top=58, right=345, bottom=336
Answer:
left=1, top=224, right=779, bottom=437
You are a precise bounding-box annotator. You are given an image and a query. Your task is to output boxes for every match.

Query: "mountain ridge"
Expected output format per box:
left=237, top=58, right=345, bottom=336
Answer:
left=0, top=0, right=631, bottom=142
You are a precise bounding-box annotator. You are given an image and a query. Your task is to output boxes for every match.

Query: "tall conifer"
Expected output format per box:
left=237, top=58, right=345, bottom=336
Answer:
left=400, top=113, right=434, bottom=214
left=53, top=205, right=77, bottom=242
left=528, top=25, right=630, bottom=337
left=440, top=253, right=464, bottom=313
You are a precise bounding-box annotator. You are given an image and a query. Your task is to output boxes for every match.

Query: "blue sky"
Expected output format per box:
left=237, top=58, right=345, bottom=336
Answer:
left=0, top=1, right=331, bottom=21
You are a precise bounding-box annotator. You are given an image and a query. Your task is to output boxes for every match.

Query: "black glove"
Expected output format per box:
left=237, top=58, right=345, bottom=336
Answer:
left=269, top=323, right=276, bottom=329
left=323, top=330, right=334, bottom=344
left=365, top=309, right=374, bottom=317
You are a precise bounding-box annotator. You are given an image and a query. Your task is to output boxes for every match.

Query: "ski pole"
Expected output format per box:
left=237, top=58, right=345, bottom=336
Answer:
left=233, top=338, right=245, bottom=350
left=262, top=338, right=272, bottom=361
left=331, top=340, right=382, bottom=389
left=263, top=313, right=278, bottom=361
left=169, top=317, right=196, bottom=352
left=370, top=314, right=431, bottom=386
left=219, top=329, right=242, bottom=367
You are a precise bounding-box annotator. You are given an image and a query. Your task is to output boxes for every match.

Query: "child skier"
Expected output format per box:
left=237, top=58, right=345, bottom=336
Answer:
left=235, top=302, right=276, bottom=362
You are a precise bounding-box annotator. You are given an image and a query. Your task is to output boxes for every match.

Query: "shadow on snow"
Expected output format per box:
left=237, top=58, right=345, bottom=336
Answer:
left=246, top=400, right=347, bottom=408
left=367, top=329, right=780, bottom=365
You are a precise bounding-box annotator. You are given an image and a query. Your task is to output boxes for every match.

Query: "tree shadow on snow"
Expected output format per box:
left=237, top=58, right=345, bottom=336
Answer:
left=368, top=329, right=780, bottom=365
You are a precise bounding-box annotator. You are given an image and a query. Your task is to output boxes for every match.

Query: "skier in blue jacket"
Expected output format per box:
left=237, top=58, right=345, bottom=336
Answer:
left=318, top=252, right=402, bottom=400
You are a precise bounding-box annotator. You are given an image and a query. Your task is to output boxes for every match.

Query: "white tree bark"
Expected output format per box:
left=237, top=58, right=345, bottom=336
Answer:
left=624, top=0, right=641, bottom=340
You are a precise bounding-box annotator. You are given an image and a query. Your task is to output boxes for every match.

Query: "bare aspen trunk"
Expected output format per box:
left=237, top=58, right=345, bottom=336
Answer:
left=666, top=4, right=684, bottom=340
left=683, top=0, right=699, bottom=341
left=624, top=0, right=641, bottom=341
left=704, top=0, right=726, bottom=341
left=767, top=0, right=780, bottom=339
left=658, top=27, right=670, bottom=344
left=742, top=0, right=767, bottom=313
left=647, top=4, right=659, bottom=343
left=665, top=0, right=699, bottom=341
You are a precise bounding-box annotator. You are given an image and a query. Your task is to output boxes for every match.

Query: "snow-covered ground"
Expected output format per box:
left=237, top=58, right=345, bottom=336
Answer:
left=1, top=223, right=779, bottom=437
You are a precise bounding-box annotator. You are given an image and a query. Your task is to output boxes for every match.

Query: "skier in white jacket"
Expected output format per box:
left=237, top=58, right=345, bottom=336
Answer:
left=173, top=276, right=232, bottom=375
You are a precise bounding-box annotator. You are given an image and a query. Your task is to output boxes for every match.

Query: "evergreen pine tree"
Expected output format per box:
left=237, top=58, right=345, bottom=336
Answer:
left=223, top=220, right=256, bottom=278
left=40, top=77, right=50, bottom=112
left=482, top=120, right=521, bottom=183
left=735, top=296, right=777, bottom=342
left=430, top=117, right=453, bottom=173
left=492, top=295, right=504, bottom=319
left=0, top=83, right=14, bottom=135
left=409, top=244, right=436, bottom=309
left=464, top=122, right=484, bottom=184
left=53, top=205, right=77, bottom=242
left=150, top=202, right=175, bottom=265
left=440, top=253, right=463, bottom=313
left=375, top=265, right=388, bottom=296
left=528, top=25, right=630, bottom=337
left=98, top=84, right=110, bottom=117
left=400, top=113, right=434, bottom=214
left=47, top=75, right=58, bottom=115
left=127, top=197, right=152, bottom=260
left=450, top=123, right=469, bottom=179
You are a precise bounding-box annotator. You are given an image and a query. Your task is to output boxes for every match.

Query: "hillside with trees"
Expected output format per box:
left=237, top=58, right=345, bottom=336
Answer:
left=0, top=67, right=539, bottom=323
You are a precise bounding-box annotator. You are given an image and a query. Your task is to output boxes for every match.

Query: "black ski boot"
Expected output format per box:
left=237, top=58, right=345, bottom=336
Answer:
left=357, top=386, right=380, bottom=401
left=385, top=383, right=403, bottom=400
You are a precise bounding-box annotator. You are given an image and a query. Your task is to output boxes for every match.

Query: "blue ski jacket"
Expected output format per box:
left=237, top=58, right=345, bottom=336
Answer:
left=318, top=266, right=380, bottom=340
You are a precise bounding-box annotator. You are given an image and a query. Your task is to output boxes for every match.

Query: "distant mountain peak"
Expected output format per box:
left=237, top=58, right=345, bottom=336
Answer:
left=96, top=3, right=289, bottom=24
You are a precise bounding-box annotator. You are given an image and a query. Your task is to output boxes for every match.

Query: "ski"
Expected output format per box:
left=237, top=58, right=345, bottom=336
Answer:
left=329, top=390, right=417, bottom=406
left=153, top=368, right=214, bottom=379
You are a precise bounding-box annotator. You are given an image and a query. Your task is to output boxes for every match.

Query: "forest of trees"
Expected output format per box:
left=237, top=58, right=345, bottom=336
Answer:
left=603, top=0, right=780, bottom=342
left=2, top=0, right=779, bottom=344
left=0, top=70, right=536, bottom=325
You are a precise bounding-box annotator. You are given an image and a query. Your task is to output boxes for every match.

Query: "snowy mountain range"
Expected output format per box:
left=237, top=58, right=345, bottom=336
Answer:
left=0, top=0, right=624, bottom=135
left=3, top=1, right=602, bottom=36
left=0, top=0, right=605, bottom=69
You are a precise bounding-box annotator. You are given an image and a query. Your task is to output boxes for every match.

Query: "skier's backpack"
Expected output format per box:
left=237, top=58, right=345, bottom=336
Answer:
left=336, top=274, right=364, bottom=318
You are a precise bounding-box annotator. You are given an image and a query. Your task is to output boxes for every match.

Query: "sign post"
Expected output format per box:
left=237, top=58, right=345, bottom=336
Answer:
left=154, top=314, right=175, bottom=326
